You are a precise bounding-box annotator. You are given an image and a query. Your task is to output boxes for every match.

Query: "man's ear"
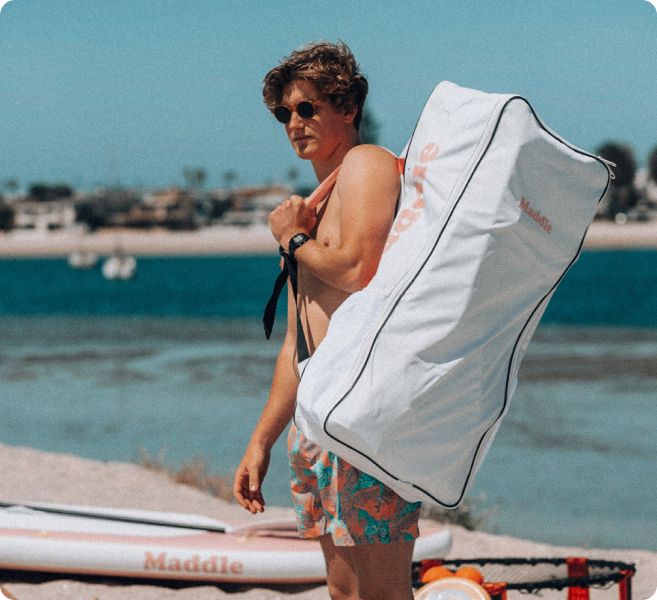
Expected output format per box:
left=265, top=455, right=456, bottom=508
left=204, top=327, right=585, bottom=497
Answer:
left=344, top=104, right=358, bottom=124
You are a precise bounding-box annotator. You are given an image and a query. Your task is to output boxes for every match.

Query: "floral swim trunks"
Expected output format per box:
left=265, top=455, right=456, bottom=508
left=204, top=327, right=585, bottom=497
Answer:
left=287, top=423, right=422, bottom=546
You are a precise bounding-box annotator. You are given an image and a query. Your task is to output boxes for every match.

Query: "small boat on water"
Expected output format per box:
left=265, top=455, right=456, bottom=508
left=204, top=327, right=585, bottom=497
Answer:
left=102, top=254, right=137, bottom=280
left=67, top=252, right=98, bottom=270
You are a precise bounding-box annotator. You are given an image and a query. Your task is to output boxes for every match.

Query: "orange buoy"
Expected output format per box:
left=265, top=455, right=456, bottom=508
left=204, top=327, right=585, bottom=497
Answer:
left=420, top=565, right=456, bottom=583
left=455, top=566, right=484, bottom=584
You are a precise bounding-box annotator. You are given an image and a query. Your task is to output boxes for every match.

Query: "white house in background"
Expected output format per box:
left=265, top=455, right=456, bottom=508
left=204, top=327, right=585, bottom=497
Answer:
left=222, top=184, right=292, bottom=226
left=12, top=200, right=77, bottom=233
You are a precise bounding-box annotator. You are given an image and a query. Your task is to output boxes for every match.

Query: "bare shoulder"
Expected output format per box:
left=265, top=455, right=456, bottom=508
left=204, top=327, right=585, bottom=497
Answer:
left=341, top=144, right=398, bottom=176
left=337, top=144, right=400, bottom=200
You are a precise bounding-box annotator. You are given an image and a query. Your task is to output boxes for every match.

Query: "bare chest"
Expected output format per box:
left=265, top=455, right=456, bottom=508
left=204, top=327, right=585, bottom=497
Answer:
left=296, top=187, right=349, bottom=355
left=313, top=188, right=342, bottom=247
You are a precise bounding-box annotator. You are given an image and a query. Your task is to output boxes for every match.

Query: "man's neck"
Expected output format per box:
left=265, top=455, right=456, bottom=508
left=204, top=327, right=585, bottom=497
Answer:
left=312, top=131, right=362, bottom=183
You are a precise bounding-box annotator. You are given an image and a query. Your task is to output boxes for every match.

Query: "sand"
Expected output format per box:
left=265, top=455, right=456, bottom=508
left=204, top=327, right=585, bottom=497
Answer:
left=0, top=226, right=279, bottom=258
left=582, top=220, right=657, bottom=250
left=0, top=220, right=655, bottom=258
left=0, top=444, right=654, bottom=600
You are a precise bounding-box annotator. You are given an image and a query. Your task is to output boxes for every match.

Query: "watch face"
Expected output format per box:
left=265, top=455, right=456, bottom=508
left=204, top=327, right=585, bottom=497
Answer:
left=289, top=233, right=310, bottom=257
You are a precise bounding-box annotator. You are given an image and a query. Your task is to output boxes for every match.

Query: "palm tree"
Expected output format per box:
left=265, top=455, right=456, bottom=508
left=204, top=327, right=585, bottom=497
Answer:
left=182, top=167, right=207, bottom=189
left=2, top=178, right=19, bottom=193
left=222, top=170, right=237, bottom=190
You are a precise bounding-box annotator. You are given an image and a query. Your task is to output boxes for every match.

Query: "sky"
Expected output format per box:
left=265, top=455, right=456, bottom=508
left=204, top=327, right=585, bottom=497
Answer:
left=0, top=0, right=656, bottom=191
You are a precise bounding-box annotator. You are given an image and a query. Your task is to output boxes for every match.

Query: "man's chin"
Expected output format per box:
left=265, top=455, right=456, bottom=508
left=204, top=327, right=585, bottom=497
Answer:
left=294, top=146, right=315, bottom=160
left=292, top=138, right=317, bottom=157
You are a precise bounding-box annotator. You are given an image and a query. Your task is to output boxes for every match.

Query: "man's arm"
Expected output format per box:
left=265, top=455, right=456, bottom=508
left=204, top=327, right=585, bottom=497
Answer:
left=270, top=145, right=400, bottom=293
left=233, top=283, right=299, bottom=513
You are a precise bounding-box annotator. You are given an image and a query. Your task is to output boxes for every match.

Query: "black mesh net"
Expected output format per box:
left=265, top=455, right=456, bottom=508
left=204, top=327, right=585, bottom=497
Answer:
left=412, top=558, right=635, bottom=594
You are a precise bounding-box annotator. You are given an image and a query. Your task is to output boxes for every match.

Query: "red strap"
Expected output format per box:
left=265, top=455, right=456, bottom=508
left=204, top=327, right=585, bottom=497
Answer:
left=305, top=152, right=403, bottom=210
left=618, top=569, right=632, bottom=600
left=567, top=557, right=590, bottom=600
left=305, top=166, right=340, bottom=210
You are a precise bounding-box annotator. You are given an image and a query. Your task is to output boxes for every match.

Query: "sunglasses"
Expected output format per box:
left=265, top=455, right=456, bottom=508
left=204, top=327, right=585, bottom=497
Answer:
left=272, top=100, right=322, bottom=124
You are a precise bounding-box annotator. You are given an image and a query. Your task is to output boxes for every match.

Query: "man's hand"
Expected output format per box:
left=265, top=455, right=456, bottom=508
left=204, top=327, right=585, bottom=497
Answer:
left=233, top=443, right=270, bottom=514
left=269, top=195, right=317, bottom=250
left=274, top=145, right=400, bottom=293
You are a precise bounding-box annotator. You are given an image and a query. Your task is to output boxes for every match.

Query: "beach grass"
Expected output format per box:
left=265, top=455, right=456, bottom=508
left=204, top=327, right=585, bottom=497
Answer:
left=134, top=447, right=495, bottom=529
left=420, top=494, right=494, bottom=531
left=135, top=446, right=235, bottom=503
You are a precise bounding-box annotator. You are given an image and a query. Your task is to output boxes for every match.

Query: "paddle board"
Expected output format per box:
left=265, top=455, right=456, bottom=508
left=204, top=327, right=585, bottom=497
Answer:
left=0, top=501, right=451, bottom=584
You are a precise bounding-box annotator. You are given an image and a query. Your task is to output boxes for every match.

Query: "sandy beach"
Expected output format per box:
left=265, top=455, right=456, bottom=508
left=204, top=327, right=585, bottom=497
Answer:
left=0, top=226, right=280, bottom=258
left=0, top=444, right=654, bottom=600
left=0, top=220, right=655, bottom=259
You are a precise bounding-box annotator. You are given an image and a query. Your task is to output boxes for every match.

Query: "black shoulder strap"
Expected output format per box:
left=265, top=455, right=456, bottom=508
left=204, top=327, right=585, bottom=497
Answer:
left=262, top=247, right=310, bottom=363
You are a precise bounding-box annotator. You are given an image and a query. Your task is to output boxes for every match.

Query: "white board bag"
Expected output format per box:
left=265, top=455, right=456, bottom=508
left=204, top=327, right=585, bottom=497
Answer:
left=294, top=81, right=611, bottom=507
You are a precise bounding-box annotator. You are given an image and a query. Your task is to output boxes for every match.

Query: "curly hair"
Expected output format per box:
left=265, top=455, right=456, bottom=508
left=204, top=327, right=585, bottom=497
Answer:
left=263, top=40, right=369, bottom=131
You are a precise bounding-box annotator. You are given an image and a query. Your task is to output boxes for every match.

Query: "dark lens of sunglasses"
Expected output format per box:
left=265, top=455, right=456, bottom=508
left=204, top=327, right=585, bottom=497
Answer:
left=274, top=106, right=292, bottom=124
left=296, top=102, right=315, bottom=119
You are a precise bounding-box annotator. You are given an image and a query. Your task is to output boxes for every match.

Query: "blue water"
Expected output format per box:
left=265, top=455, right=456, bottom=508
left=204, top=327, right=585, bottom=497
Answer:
left=0, top=255, right=282, bottom=317
left=0, top=251, right=655, bottom=551
left=1, top=250, right=656, bottom=325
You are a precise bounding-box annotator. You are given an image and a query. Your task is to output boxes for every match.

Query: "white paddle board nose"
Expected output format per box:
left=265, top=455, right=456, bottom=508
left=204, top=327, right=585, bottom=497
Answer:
left=412, top=529, right=452, bottom=561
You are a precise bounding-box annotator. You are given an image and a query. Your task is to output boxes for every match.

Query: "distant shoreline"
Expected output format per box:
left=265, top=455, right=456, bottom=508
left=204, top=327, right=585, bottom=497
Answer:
left=0, top=220, right=655, bottom=258
left=0, top=225, right=280, bottom=258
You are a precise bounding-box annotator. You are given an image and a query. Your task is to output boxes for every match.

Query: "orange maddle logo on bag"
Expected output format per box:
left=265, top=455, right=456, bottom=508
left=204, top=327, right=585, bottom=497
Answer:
left=519, top=197, right=553, bottom=234
left=384, top=142, right=439, bottom=253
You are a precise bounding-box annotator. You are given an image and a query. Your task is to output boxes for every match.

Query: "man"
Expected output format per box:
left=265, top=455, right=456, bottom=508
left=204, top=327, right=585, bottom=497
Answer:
left=233, top=41, right=421, bottom=600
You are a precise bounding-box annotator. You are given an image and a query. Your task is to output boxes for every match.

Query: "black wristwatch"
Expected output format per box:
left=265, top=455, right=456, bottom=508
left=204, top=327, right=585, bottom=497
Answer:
left=288, top=233, right=310, bottom=259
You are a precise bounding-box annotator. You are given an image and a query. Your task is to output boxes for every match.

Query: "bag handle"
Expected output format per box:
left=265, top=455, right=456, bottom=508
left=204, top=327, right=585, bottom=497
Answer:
left=304, top=166, right=340, bottom=210
left=262, top=154, right=404, bottom=345
left=262, top=168, right=339, bottom=347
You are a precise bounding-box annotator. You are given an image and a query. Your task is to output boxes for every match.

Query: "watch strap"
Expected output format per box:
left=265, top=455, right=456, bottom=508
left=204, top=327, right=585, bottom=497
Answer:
left=288, top=233, right=310, bottom=259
